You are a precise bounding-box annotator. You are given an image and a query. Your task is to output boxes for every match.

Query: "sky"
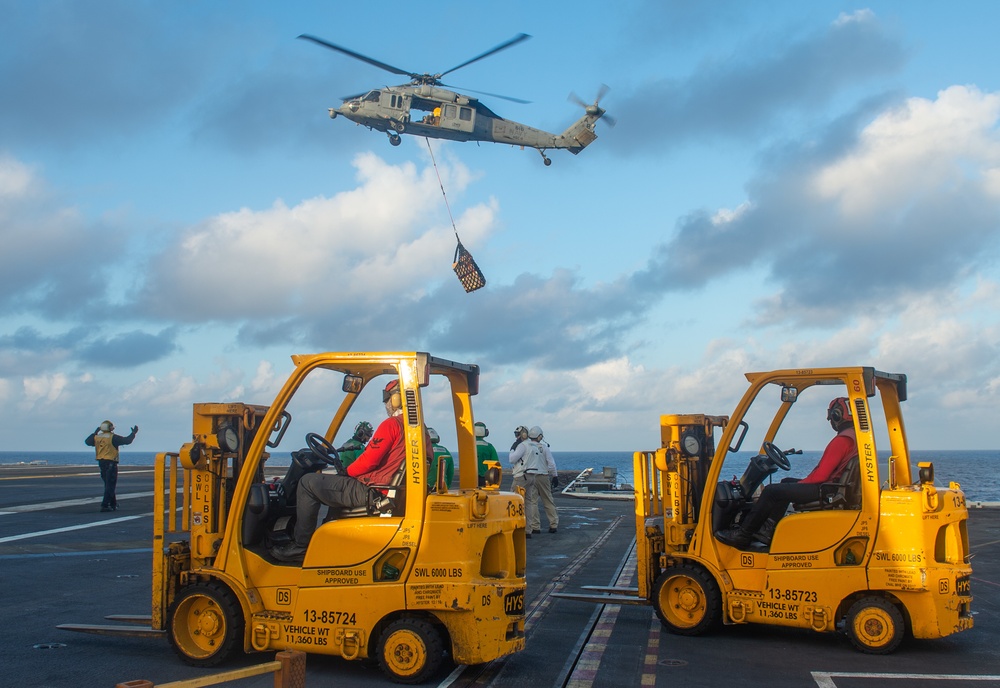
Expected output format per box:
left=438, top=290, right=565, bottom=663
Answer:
left=2, top=0, right=1000, bottom=453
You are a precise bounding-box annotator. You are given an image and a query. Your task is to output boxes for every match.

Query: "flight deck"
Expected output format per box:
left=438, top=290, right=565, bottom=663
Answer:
left=1, top=464, right=998, bottom=688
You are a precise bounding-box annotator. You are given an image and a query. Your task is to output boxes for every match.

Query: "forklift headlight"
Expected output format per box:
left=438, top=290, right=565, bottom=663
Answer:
left=918, top=461, right=935, bottom=484
left=485, top=461, right=502, bottom=489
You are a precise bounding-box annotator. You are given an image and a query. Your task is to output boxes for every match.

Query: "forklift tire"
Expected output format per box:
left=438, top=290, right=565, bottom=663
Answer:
left=652, top=565, right=721, bottom=636
left=168, top=582, right=245, bottom=667
left=845, top=596, right=904, bottom=654
left=377, top=617, right=445, bottom=684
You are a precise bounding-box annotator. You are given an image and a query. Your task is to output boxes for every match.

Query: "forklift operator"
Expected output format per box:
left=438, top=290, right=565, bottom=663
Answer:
left=270, top=379, right=406, bottom=562
left=716, top=397, right=858, bottom=549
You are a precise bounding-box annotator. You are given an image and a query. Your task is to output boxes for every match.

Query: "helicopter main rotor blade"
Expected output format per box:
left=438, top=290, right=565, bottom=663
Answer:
left=442, top=83, right=531, bottom=105
left=438, top=33, right=531, bottom=80
left=298, top=34, right=416, bottom=79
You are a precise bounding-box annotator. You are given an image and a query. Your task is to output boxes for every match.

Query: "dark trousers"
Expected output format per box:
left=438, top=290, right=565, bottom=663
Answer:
left=293, top=472, right=370, bottom=545
left=741, top=479, right=822, bottom=534
left=98, top=459, right=118, bottom=508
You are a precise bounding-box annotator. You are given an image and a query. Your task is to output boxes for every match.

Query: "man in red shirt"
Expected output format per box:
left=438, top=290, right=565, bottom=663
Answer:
left=716, top=397, right=858, bottom=549
left=271, top=379, right=407, bottom=562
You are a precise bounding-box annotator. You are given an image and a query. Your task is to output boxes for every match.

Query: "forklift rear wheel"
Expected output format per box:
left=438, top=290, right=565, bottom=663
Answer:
left=168, top=582, right=244, bottom=667
left=845, top=596, right=904, bottom=654
left=652, top=565, right=721, bottom=636
left=377, top=617, right=445, bottom=684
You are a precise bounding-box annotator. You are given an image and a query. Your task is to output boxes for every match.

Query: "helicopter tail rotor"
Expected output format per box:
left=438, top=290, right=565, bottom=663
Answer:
left=569, top=85, right=615, bottom=127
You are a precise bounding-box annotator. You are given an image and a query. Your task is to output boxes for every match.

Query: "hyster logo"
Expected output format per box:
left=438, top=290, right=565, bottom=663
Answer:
left=504, top=590, right=524, bottom=615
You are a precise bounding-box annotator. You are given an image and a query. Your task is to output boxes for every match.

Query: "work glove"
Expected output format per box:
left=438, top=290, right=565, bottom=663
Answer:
left=551, top=475, right=559, bottom=489
left=131, top=425, right=139, bottom=434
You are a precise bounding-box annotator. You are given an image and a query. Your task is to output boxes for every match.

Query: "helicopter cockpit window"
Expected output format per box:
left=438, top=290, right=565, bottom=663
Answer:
left=460, top=107, right=472, bottom=121
left=364, top=91, right=380, bottom=103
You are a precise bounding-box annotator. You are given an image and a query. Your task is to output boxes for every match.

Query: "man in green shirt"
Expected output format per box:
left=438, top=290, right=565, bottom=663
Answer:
left=337, top=421, right=373, bottom=468
left=427, top=427, right=454, bottom=489
left=475, top=422, right=499, bottom=487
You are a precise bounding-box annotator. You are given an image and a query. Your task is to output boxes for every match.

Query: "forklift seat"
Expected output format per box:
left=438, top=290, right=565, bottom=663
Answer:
left=794, top=460, right=861, bottom=512
left=324, top=463, right=407, bottom=521
left=242, top=482, right=272, bottom=546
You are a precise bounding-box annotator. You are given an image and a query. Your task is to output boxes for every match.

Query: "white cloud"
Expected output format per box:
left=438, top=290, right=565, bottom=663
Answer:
left=0, top=154, right=34, bottom=198
left=122, top=372, right=201, bottom=408
left=141, top=153, right=498, bottom=320
left=711, top=201, right=751, bottom=226
left=833, top=9, right=876, bottom=28
left=251, top=360, right=279, bottom=396
left=813, top=85, right=1000, bottom=218
left=21, top=373, right=69, bottom=406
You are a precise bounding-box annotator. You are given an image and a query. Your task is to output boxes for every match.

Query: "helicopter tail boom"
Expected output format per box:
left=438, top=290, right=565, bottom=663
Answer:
left=558, top=116, right=599, bottom=153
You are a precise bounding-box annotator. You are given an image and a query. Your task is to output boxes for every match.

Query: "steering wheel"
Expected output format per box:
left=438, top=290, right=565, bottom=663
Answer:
left=761, top=441, right=792, bottom=471
left=305, top=432, right=346, bottom=473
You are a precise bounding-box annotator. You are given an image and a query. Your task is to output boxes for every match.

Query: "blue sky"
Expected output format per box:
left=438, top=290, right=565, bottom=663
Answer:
left=2, top=0, right=1000, bottom=452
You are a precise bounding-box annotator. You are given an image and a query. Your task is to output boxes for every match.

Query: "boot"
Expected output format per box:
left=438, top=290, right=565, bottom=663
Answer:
left=754, top=518, right=777, bottom=544
left=716, top=527, right=752, bottom=549
left=270, top=541, right=307, bottom=562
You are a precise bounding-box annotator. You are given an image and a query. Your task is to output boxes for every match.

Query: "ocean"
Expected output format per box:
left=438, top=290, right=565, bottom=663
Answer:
left=3, top=449, right=998, bottom=504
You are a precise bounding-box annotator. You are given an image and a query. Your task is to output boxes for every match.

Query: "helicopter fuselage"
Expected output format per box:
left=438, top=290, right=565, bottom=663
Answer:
left=299, top=32, right=607, bottom=164
left=330, top=86, right=599, bottom=160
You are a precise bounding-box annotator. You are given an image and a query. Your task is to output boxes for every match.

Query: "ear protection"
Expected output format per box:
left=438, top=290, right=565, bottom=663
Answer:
left=474, top=422, right=488, bottom=438
left=100, top=420, right=114, bottom=433
left=827, top=397, right=852, bottom=425
left=383, top=379, right=402, bottom=410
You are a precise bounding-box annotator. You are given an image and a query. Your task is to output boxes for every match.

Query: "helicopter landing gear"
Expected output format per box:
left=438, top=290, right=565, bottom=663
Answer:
left=389, top=133, right=402, bottom=146
left=537, top=149, right=552, bottom=166
left=391, top=120, right=406, bottom=134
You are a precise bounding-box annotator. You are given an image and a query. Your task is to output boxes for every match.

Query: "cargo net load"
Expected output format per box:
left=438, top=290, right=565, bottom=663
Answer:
left=453, top=241, right=486, bottom=292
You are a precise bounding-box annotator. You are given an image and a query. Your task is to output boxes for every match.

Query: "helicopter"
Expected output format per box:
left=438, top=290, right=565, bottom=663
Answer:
left=298, top=33, right=612, bottom=166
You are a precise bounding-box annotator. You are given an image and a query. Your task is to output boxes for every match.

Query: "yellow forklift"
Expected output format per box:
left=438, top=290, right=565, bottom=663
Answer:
left=556, top=366, right=973, bottom=653
left=60, top=352, right=526, bottom=683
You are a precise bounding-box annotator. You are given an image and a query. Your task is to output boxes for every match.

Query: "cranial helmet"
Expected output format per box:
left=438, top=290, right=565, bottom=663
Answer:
left=528, top=426, right=543, bottom=440
left=383, top=379, right=402, bottom=410
left=514, top=425, right=528, bottom=438
left=474, top=422, right=489, bottom=438
left=427, top=427, right=440, bottom=444
left=354, top=421, right=373, bottom=442
left=100, top=420, right=114, bottom=433
left=827, top=397, right=853, bottom=426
